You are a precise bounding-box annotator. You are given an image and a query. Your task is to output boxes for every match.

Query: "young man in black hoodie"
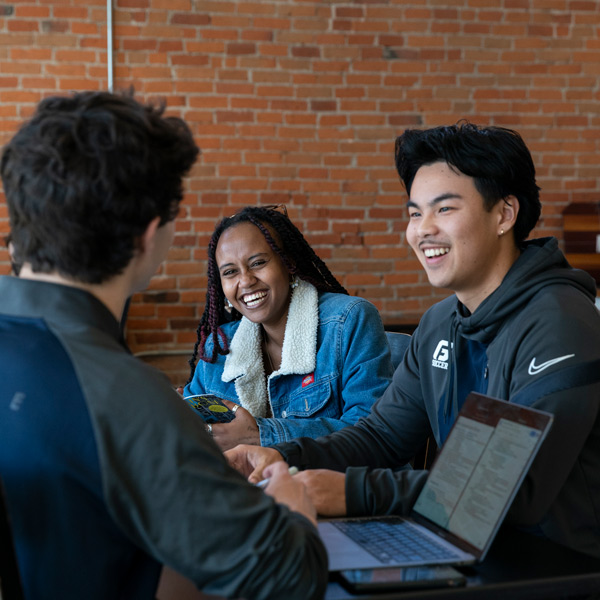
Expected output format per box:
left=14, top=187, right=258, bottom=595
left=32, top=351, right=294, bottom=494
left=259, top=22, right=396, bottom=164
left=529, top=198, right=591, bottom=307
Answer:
left=227, top=123, right=600, bottom=559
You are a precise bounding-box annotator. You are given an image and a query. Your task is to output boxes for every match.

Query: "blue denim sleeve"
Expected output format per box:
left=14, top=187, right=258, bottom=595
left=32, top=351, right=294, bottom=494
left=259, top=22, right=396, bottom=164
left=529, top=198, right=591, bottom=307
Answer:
left=256, top=299, right=394, bottom=446
left=183, top=367, right=206, bottom=398
left=256, top=414, right=350, bottom=446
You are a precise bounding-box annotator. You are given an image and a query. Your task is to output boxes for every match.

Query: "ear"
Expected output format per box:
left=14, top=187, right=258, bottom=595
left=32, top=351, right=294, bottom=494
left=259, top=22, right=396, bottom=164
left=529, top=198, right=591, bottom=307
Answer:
left=138, top=216, right=162, bottom=254
left=497, top=195, right=519, bottom=236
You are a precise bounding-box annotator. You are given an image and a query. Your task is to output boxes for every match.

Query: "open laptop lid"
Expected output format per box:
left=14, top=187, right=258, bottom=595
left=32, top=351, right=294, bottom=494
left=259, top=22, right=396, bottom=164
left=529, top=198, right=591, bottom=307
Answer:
left=410, top=392, right=554, bottom=562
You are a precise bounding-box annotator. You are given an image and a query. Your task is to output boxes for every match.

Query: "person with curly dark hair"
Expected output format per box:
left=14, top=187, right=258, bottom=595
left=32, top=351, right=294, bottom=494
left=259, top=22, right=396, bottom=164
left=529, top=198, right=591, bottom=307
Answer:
left=184, top=204, right=394, bottom=451
left=0, top=91, right=327, bottom=600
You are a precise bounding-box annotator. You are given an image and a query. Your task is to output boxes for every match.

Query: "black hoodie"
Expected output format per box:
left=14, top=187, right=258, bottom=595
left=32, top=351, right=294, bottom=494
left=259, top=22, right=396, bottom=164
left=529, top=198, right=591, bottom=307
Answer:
left=277, top=237, right=600, bottom=558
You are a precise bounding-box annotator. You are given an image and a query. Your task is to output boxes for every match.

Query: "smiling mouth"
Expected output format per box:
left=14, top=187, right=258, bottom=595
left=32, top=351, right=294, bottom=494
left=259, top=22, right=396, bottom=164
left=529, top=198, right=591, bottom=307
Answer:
left=423, top=247, right=449, bottom=258
left=241, top=291, right=267, bottom=307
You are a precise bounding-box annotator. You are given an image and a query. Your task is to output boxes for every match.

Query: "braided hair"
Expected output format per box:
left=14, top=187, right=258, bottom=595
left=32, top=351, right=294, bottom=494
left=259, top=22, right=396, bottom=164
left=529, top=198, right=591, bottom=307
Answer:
left=187, top=206, right=348, bottom=381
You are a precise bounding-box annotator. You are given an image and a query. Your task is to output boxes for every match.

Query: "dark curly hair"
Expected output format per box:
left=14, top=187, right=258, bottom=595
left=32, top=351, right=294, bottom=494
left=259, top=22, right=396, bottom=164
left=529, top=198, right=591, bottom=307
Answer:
left=1, top=89, right=199, bottom=283
left=187, top=206, right=348, bottom=379
left=394, top=122, right=541, bottom=244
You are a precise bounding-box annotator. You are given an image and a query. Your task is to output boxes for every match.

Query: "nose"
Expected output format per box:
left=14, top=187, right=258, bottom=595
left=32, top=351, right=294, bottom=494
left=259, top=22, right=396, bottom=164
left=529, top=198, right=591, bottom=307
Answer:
left=416, top=211, right=437, bottom=237
left=238, top=268, right=257, bottom=288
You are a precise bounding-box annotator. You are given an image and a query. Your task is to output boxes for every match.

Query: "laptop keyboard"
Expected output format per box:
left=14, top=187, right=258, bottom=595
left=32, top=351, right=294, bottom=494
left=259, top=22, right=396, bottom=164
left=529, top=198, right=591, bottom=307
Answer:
left=332, top=518, right=463, bottom=565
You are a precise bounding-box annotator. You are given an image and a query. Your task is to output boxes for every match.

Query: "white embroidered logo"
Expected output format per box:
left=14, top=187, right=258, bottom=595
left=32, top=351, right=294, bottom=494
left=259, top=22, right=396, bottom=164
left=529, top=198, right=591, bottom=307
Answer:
left=9, top=392, right=25, bottom=411
left=432, top=340, right=449, bottom=370
left=528, top=354, right=575, bottom=376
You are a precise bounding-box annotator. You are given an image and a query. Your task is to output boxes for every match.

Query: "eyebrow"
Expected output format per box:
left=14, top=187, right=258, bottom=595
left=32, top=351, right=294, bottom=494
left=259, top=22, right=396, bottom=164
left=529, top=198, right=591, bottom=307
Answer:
left=218, top=252, right=269, bottom=272
left=406, top=192, right=463, bottom=209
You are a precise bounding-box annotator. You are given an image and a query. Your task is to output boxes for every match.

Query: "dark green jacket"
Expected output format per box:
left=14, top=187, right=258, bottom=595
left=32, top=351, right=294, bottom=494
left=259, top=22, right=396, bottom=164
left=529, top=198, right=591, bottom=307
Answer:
left=0, top=276, right=327, bottom=600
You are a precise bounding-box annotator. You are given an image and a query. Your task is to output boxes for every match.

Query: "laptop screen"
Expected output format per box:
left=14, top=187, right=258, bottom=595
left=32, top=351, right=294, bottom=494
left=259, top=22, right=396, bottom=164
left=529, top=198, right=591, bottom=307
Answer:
left=411, top=393, right=553, bottom=556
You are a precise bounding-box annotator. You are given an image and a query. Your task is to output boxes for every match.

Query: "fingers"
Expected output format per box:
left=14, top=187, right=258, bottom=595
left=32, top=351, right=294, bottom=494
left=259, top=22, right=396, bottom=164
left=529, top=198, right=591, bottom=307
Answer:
left=220, top=399, right=241, bottom=414
left=224, top=444, right=256, bottom=477
left=248, top=449, right=285, bottom=484
left=261, top=461, right=290, bottom=480
left=248, top=465, right=265, bottom=485
left=260, top=464, right=318, bottom=526
left=294, top=469, right=347, bottom=517
left=224, top=445, right=285, bottom=481
left=209, top=410, right=259, bottom=451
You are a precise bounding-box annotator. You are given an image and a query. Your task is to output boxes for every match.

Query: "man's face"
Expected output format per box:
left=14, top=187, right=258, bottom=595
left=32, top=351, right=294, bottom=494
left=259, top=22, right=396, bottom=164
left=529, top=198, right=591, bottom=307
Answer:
left=135, top=218, right=175, bottom=293
left=406, top=161, right=509, bottom=312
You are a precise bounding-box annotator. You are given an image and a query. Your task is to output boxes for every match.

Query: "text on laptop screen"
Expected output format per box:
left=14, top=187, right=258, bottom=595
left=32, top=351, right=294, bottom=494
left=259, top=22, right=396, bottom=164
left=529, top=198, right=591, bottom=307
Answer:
left=412, top=415, right=543, bottom=550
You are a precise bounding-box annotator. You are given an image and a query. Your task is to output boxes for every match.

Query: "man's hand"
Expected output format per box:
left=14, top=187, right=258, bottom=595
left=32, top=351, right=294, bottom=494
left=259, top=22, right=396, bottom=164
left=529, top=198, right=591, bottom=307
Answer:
left=261, top=462, right=318, bottom=527
left=295, top=469, right=347, bottom=517
left=225, top=444, right=284, bottom=483
left=210, top=401, right=260, bottom=452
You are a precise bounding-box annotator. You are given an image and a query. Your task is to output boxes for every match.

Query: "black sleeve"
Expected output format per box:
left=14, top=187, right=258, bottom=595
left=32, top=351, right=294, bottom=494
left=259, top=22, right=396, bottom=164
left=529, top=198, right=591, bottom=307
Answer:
left=91, top=359, right=329, bottom=600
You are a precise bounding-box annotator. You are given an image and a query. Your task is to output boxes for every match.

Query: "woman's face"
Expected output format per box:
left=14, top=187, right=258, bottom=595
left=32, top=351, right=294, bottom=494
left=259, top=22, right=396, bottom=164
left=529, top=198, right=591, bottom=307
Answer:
left=215, top=222, right=292, bottom=330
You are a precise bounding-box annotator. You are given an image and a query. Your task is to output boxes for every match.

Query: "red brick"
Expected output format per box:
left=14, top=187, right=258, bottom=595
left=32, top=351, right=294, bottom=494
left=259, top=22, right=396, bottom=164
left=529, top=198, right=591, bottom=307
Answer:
left=172, top=13, right=210, bottom=25
left=227, top=42, right=256, bottom=55
left=292, top=46, right=320, bottom=58
left=123, top=39, right=157, bottom=50
left=15, top=6, right=50, bottom=17
left=0, top=0, right=598, bottom=356
left=131, top=333, right=174, bottom=345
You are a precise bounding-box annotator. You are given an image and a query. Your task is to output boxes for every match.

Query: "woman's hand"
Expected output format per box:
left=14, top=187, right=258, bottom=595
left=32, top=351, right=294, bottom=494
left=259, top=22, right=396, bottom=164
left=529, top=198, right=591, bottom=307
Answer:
left=209, top=400, right=260, bottom=451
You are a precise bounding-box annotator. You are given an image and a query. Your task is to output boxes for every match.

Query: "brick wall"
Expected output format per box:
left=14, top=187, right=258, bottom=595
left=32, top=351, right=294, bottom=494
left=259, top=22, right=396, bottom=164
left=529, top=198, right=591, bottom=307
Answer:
left=1, top=0, right=599, bottom=357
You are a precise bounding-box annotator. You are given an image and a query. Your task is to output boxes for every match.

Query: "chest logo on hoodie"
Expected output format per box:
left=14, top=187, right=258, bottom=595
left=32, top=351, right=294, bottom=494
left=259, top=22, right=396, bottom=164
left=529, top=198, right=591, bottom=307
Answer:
left=432, top=340, right=449, bottom=370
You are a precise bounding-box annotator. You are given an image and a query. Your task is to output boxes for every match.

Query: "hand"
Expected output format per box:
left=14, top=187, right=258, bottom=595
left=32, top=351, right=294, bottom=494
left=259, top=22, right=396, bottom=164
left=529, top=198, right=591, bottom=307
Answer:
left=295, top=469, right=347, bottom=517
left=209, top=400, right=260, bottom=452
left=261, top=462, right=318, bottom=527
left=225, top=444, right=284, bottom=483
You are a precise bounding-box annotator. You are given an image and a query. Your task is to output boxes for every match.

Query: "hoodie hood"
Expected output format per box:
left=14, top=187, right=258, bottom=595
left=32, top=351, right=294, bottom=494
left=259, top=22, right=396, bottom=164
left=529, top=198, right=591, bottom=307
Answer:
left=455, top=237, right=596, bottom=343
left=443, top=237, right=596, bottom=420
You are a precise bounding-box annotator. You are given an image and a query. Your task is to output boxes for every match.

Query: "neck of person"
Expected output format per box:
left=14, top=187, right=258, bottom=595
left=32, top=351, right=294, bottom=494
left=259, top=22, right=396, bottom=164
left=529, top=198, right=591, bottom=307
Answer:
left=18, top=263, right=131, bottom=323
left=458, top=243, right=522, bottom=314
left=261, top=320, right=287, bottom=374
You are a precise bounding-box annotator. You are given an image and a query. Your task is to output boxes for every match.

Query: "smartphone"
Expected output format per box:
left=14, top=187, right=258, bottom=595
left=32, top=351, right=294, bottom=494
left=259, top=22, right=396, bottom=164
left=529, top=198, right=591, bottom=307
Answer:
left=182, top=394, right=236, bottom=424
left=337, top=565, right=466, bottom=593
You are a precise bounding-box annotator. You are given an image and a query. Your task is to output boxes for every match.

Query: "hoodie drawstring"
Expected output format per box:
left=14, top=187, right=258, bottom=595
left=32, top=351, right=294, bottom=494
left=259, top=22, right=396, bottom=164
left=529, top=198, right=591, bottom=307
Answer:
left=444, top=314, right=460, bottom=421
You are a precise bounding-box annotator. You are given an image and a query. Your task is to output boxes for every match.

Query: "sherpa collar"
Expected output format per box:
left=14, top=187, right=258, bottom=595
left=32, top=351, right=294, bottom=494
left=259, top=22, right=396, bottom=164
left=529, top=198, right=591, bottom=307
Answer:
left=221, top=278, right=318, bottom=417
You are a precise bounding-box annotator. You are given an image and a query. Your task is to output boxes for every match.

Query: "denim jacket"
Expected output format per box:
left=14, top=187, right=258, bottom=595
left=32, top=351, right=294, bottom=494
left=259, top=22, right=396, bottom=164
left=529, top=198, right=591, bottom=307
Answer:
left=184, top=279, right=394, bottom=446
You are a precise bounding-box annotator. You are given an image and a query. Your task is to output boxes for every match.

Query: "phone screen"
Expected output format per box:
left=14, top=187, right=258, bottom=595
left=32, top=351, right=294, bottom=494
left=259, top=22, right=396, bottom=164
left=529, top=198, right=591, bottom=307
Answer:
left=182, top=394, right=236, bottom=424
left=338, top=565, right=466, bottom=592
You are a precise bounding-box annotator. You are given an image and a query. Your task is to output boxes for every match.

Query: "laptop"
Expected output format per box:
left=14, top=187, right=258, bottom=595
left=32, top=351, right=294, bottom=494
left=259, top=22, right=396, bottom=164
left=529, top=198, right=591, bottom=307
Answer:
left=319, top=392, right=553, bottom=571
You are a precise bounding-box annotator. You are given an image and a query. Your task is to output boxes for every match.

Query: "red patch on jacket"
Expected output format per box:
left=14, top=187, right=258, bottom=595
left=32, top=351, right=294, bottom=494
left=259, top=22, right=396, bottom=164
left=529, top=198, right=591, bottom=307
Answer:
left=302, top=374, right=315, bottom=387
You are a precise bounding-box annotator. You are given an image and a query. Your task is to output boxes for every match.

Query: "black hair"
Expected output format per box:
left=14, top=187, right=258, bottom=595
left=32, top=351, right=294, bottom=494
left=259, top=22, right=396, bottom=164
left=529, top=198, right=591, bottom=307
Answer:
left=1, top=89, right=199, bottom=283
left=188, top=206, right=347, bottom=378
left=394, top=122, right=541, bottom=244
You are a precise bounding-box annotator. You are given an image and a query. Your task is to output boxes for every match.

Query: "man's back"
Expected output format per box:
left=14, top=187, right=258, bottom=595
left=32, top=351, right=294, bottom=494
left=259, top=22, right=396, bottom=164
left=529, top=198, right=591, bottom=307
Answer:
left=0, top=277, right=163, bottom=598
left=0, top=276, right=328, bottom=599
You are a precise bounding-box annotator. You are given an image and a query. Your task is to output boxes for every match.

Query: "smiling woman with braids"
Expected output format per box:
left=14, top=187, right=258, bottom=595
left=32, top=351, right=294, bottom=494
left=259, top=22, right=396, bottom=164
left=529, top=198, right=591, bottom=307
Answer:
left=183, top=205, right=394, bottom=451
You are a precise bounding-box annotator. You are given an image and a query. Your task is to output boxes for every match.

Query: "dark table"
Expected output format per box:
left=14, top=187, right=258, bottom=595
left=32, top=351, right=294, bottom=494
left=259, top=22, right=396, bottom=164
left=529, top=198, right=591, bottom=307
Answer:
left=325, top=527, right=600, bottom=600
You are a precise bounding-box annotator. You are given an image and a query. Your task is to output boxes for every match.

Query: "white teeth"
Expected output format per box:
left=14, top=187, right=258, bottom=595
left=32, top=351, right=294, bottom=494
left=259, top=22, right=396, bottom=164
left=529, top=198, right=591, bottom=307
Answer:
left=242, top=291, right=267, bottom=307
left=424, top=248, right=449, bottom=258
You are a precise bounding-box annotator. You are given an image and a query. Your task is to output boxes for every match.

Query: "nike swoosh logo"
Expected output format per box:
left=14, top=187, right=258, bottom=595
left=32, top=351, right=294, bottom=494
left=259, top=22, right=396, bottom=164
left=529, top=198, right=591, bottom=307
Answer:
left=528, top=354, right=575, bottom=375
